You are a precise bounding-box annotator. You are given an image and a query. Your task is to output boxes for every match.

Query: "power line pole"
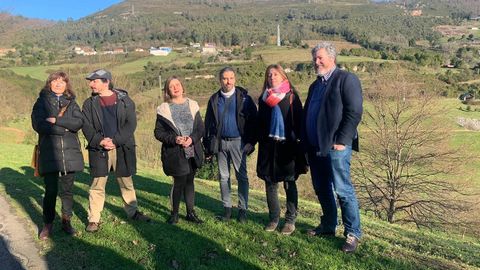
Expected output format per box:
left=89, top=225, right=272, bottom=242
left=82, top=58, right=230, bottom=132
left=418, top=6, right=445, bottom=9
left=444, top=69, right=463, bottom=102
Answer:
left=277, top=24, right=281, bottom=47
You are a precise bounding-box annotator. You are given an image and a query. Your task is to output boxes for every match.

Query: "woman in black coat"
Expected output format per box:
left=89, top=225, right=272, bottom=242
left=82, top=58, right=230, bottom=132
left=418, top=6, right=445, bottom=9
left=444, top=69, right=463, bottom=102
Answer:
left=31, top=71, right=84, bottom=240
left=256, top=64, right=306, bottom=235
left=154, top=76, right=204, bottom=225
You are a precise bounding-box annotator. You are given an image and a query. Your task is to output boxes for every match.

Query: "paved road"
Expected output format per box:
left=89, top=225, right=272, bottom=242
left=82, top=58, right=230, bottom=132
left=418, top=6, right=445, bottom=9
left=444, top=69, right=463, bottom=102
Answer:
left=0, top=193, right=48, bottom=270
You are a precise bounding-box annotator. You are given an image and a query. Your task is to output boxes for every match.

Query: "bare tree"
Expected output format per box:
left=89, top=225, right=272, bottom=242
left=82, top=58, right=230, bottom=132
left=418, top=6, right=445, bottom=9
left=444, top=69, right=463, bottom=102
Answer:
left=354, top=72, right=472, bottom=229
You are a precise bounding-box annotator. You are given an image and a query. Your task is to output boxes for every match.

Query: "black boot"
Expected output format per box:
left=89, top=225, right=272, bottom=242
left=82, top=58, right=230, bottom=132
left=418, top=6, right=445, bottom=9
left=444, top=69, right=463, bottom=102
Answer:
left=168, top=212, right=179, bottom=225
left=61, top=215, right=76, bottom=235
left=218, top=207, right=232, bottom=221
left=186, top=211, right=203, bottom=224
left=237, top=209, right=247, bottom=223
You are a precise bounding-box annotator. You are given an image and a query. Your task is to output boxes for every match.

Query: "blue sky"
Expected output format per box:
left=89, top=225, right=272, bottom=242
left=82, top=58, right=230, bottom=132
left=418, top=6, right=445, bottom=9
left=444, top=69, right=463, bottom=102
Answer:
left=0, top=0, right=123, bottom=21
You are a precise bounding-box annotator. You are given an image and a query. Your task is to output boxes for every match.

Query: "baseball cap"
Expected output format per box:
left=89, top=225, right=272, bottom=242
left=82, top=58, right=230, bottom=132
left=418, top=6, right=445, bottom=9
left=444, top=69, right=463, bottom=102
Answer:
left=85, top=69, right=112, bottom=81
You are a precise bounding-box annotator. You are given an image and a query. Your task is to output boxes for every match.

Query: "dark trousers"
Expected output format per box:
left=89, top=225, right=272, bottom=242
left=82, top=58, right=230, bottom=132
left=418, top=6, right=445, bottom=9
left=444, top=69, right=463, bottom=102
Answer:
left=43, top=172, right=75, bottom=223
left=265, top=180, right=298, bottom=224
left=170, top=170, right=196, bottom=215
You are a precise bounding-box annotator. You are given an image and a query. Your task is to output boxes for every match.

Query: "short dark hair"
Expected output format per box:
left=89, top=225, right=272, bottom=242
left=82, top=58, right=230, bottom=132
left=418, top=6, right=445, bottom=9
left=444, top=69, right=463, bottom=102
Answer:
left=98, top=78, right=114, bottom=90
left=218, top=66, right=236, bottom=80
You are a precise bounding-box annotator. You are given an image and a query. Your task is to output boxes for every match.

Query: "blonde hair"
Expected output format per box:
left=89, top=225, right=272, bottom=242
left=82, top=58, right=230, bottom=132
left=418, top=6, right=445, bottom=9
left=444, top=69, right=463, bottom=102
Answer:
left=262, top=64, right=290, bottom=93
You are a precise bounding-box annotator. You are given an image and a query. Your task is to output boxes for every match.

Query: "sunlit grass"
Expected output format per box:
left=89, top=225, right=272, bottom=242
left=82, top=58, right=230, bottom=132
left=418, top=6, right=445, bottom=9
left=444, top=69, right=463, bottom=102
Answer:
left=0, top=123, right=479, bottom=269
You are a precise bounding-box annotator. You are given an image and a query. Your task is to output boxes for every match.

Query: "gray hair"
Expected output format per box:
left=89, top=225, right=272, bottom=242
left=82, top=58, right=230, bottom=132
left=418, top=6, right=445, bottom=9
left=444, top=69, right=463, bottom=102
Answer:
left=311, top=41, right=337, bottom=61
left=218, top=66, right=236, bottom=80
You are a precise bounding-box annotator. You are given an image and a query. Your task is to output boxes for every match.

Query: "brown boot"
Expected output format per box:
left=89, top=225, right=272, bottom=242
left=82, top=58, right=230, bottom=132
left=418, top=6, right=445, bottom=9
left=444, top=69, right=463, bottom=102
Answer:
left=39, top=223, right=53, bottom=240
left=61, top=216, right=76, bottom=235
left=85, top=222, right=99, bottom=233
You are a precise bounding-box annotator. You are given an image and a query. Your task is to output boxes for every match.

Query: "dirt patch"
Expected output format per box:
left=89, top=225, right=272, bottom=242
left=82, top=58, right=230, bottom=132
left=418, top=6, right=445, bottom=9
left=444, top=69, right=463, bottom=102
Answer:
left=435, top=24, right=479, bottom=37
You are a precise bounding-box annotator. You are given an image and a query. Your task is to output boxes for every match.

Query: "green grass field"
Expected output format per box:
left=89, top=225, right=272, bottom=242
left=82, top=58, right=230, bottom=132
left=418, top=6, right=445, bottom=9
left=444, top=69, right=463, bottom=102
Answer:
left=112, top=52, right=200, bottom=74
left=5, top=65, right=71, bottom=81
left=253, top=46, right=391, bottom=65
left=0, top=127, right=479, bottom=269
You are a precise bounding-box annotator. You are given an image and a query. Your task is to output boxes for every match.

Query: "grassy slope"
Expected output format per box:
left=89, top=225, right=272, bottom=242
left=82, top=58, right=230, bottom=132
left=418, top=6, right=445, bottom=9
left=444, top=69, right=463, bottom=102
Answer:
left=5, top=64, right=78, bottom=81
left=253, top=46, right=392, bottom=65
left=0, top=131, right=479, bottom=270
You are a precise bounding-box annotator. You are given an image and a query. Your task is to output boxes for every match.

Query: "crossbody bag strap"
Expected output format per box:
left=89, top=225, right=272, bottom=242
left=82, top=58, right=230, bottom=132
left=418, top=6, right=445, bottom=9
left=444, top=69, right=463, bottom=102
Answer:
left=58, top=100, right=71, bottom=117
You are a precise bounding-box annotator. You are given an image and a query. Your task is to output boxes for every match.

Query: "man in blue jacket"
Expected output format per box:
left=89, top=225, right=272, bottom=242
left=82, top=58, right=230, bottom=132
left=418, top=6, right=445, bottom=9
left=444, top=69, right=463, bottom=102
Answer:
left=303, top=42, right=363, bottom=253
left=204, top=67, right=257, bottom=223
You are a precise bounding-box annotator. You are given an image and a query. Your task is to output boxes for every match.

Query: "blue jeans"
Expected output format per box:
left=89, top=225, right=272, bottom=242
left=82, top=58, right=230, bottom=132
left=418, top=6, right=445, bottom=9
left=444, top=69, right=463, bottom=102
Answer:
left=217, top=138, right=249, bottom=210
left=309, top=146, right=362, bottom=239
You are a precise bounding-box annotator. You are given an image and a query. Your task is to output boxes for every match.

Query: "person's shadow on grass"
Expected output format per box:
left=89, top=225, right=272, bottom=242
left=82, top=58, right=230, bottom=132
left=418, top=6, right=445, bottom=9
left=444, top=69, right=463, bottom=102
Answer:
left=0, top=166, right=262, bottom=269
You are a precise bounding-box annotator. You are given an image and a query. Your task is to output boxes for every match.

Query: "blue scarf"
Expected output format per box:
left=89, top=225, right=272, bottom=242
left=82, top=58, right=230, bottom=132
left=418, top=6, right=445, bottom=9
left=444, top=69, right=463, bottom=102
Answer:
left=269, top=106, right=285, bottom=141
left=262, top=81, right=291, bottom=141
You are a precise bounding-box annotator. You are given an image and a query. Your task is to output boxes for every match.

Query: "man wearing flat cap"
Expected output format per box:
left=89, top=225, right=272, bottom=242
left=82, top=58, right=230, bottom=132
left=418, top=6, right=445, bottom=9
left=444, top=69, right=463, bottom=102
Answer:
left=82, top=69, right=151, bottom=232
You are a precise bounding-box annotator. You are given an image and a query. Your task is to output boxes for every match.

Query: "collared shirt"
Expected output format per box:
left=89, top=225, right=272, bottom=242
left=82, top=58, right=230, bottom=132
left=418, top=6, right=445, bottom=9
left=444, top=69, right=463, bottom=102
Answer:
left=318, top=66, right=336, bottom=83
left=220, top=87, right=235, bottom=98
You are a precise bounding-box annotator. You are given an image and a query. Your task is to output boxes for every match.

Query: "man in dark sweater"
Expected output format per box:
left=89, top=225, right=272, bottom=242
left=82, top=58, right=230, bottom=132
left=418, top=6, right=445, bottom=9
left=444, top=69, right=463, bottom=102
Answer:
left=303, top=42, right=363, bottom=253
left=204, top=67, right=257, bottom=222
left=82, top=69, right=150, bottom=232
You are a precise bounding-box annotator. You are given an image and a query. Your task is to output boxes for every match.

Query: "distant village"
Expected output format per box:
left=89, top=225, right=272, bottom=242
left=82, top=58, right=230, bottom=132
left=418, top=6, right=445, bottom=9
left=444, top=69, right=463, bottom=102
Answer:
left=71, top=42, right=223, bottom=57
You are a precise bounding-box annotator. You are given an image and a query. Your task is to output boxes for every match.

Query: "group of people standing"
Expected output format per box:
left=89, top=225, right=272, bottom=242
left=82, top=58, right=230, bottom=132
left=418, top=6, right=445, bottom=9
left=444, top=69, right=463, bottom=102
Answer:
left=32, top=68, right=151, bottom=240
left=31, top=41, right=363, bottom=253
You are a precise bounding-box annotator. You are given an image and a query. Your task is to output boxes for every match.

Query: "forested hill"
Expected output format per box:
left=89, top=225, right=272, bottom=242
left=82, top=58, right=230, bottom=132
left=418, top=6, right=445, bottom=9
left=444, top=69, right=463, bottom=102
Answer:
left=0, top=13, right=53, bottom=47
left=0, top=0, right=466, bottom=52
left=392, top=0, right=480, bottom=17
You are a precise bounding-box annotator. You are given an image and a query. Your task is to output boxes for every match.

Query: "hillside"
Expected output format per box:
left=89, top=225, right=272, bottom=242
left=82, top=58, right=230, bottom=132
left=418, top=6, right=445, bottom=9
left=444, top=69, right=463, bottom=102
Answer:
left=0, top=129, right=479, bottom=269
left=1, top=0, right=453, bottom=53
left=390, top=0, right=480, bottom=16
left=0, top=12, right=54, bottom=47
left=0, top=69, right=41, bottom=124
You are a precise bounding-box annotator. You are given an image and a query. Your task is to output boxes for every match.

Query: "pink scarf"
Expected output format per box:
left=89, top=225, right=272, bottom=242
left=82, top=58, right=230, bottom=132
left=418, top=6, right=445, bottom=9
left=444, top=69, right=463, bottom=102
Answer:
left=262, top=80, right=291, bottom=108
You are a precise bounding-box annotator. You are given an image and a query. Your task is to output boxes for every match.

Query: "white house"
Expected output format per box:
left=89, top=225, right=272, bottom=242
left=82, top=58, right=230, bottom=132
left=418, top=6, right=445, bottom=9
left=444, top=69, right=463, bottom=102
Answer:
left=73, top=46, right=97, bottom=56
left=202, top=43, right=217, bottom=55
left=150, top=47, right=172, bottom=56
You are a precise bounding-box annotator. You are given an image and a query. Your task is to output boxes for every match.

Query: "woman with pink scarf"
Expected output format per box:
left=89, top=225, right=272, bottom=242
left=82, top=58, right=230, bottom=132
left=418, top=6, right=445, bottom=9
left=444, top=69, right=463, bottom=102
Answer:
left=256, top=64, right=306, bottom=235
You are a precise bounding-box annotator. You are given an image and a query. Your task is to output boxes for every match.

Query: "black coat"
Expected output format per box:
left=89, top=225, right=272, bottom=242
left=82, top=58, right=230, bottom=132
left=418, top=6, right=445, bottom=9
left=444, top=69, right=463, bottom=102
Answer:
left=154, top=99, right=204, bottom=177
left=203, top=87, right=257, bottom=155
left=256, top=90, right=305, bottom=182
left=82, top=89, right=137, bottom=177
left=31, top=90, right=84, bottom=176
left=302, top=68, right=363, bottom=156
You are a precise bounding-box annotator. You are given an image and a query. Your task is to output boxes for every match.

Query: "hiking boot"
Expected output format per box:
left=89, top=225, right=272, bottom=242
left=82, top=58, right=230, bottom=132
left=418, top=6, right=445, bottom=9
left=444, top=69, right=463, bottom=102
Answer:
left=132, top=211, right=151, bottom=222
left=186, top=211, right=203, bottom=224
left=307, top=224, right=335, bottom=237
left=39, top=223, right=53, bottom=240
left=61, top=218, right=76, bottom=235
left=168, top=212, right=179, bottom=225
left=341, top=233, right=359, bottom=253
left=264, top=220, right=278, bottom=232
left=280, top=223, right=296, bottom=236
left=237, top=209, right=247, bottom=223
left=85, top=222, right=99, bottom=232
